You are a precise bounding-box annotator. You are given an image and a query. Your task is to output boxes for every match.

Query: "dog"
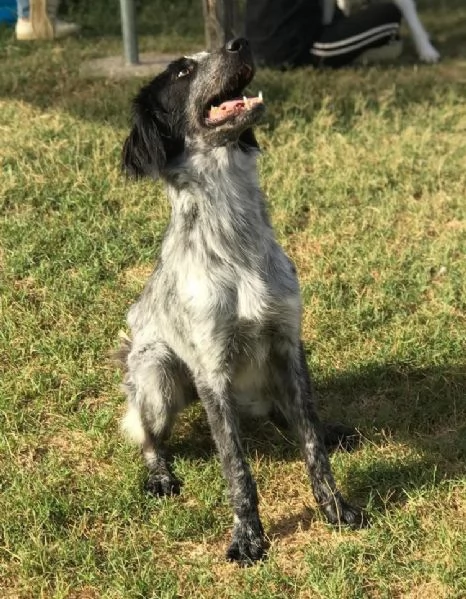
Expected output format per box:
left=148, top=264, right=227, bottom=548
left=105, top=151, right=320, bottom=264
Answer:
left=117, top=38, right=367, bottom=565
left=322, top=0, right=440, bottom=63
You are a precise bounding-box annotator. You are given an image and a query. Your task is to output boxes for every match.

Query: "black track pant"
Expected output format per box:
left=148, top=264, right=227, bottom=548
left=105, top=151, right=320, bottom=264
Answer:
left=246, top=1, right=402, bottom=69
left=310, top=4, right=402, bottom=68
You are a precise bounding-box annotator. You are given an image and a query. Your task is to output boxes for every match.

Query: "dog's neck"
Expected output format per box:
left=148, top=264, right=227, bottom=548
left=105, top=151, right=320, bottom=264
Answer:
left=162, top=144, right=274, bottom=265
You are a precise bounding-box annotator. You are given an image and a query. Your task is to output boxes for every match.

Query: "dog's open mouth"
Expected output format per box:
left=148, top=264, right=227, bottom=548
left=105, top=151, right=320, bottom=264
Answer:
left=205, top=92, right=264, bottom=126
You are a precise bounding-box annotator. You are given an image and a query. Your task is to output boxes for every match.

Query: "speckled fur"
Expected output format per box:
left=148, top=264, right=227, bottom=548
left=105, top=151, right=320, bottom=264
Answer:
left=117, top=41, right=367, bottom=564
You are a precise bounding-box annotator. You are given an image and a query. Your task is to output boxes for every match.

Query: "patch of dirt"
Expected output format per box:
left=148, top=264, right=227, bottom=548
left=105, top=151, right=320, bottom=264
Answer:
left=67, top=588, right=100, bottom=599
left=399, top=581, right=451, bottom=599
left=32, top=429, right=114, bottom=476
left=118, top=263, right=154, bottom=288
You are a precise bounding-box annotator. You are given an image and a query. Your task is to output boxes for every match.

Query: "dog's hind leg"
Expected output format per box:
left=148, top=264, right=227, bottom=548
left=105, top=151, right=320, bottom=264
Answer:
left=271, top=407, right=362, bottom=453
left=271, top=342, right=368, bottom=529
left=121, top=340, right=195, bottom=496
left=322, top=422, right=362, bottom=452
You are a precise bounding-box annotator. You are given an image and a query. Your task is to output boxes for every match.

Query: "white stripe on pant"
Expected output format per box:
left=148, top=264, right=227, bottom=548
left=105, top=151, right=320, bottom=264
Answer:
left=311, top=27, right=399, bottom=57
left=313, top=22, right=400, bottom=50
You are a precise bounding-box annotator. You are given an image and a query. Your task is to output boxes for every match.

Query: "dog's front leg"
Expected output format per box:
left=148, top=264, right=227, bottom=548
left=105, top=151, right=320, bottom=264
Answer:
left=273, top=343, right=368, bottom=529
left=197, top=379, right=267, bottom=565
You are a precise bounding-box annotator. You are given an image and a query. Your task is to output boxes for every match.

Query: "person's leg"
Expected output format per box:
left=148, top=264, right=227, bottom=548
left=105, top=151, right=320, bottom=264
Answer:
left=16, top=0, right=40, bottom=41
left=16, top=0, right=29, bottom=19
left=245, top=0, right=322, bottom=68
left=310, top=3, right=402, bottom=68
left=16, top=0, right=79, bottom=40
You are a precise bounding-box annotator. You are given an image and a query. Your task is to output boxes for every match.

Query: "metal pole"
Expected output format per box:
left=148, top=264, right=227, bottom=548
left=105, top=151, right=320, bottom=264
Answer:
left=119, top=0, right=139, bottom=65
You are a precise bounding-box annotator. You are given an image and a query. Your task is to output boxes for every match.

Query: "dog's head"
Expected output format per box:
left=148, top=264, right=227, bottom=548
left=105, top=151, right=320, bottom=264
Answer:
left=122, top=38, right=264, bottom=179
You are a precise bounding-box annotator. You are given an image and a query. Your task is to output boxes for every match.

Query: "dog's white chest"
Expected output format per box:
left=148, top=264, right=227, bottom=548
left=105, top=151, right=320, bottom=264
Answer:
left=180, top=260, right=271, bottom=322
left=236, top=271, right=270, bottom=321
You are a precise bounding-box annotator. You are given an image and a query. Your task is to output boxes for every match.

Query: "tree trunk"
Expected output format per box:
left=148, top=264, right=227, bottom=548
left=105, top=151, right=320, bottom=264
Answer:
left=202, top=0, right=240, bottom=50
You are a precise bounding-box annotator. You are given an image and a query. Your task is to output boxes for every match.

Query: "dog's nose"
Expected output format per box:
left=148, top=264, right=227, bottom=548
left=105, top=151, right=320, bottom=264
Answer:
left=225, top=37, right=249, bottom=53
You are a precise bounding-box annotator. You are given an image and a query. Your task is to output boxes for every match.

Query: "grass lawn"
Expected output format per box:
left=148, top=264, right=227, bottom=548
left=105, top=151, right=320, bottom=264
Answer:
left=1, top=0, right=465, bottom=597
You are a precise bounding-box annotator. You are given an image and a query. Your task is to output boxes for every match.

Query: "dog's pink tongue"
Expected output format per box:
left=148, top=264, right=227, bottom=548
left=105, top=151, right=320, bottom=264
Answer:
left=207, top=96, right=263, bottom=122
left=208, top=99, right=244, bottom=121
left=219, top=99, right=244, bottom=111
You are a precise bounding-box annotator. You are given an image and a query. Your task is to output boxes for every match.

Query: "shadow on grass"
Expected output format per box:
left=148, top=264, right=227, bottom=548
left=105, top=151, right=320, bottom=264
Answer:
left=268, top=506, right=317, bottom=539
left=166, top=361, right=464, bottom=523
left=266, top=457, right=442, bottom=540
left=319, top=362, right=466, bottom=459
left=171, top=362, right=465, bottom=457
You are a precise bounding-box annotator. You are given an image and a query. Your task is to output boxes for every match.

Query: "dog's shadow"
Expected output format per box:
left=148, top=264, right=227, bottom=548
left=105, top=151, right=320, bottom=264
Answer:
left=170, top=409, right=301, bottom=462
left=265, top=457, right=442, bottom=540
left=267, top=506, right=316, bottom=539
left=168, top=361, right=465, bottom=523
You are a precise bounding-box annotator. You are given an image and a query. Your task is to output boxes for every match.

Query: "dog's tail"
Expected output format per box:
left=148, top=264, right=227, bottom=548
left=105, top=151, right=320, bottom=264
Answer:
left=111, top=330, right=132, bottom=373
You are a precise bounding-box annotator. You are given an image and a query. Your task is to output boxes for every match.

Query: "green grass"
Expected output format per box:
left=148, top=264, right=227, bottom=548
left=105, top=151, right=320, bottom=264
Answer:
left=1, top=1, right=466, bottom=597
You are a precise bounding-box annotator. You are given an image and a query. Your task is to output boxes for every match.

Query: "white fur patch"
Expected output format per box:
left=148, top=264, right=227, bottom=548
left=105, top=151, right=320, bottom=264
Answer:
left=237, top=273, right=268, bottom=322
left=121, top=403, right=146, bottom=445
left=185, top=51, right=210, bottom=62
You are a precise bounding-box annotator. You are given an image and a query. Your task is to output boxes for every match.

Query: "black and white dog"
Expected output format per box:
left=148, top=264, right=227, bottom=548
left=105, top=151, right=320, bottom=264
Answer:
left=118, top=38, right=367, bottom=565
left=323, top=0, right=439, bottom=62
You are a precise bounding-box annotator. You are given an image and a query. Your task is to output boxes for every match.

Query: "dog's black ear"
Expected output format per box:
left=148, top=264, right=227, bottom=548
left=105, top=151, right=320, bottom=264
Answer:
left=122, top=111, right=166, bottom=179
left=239, top=128, right=260, bottom=152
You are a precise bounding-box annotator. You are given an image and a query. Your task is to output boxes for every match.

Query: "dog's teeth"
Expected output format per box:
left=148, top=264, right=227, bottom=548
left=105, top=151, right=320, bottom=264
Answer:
left=258, top=91, right=263, bottom=102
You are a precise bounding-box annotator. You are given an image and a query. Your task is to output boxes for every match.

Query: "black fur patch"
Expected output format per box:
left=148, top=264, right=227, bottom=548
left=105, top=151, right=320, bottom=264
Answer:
left=122, top=58, right=196, bottom=179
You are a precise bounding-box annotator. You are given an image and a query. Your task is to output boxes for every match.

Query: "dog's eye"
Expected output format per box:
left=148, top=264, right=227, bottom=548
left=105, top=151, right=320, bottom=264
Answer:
left=177, top=67, right=192, bottom=78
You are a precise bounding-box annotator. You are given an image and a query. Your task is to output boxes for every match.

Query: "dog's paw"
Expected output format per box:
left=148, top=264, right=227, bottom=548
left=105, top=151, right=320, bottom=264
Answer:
left=226, top=518, right=268, bottom=566
left=321, top=496, right=369, bottom=530
left=323, top=422, right=362, bottom=453
left=145, top=472, right=181, bottom=497
left=417, top=42, right=440, bottom=63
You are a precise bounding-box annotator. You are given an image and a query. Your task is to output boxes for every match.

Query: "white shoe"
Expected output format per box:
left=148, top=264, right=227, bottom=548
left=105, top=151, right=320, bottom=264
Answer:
left=15, top=18, right=37, bottom=40
left=53, top=18, right=80, bottom=39
left=15, top=17, right=79, bottom=40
